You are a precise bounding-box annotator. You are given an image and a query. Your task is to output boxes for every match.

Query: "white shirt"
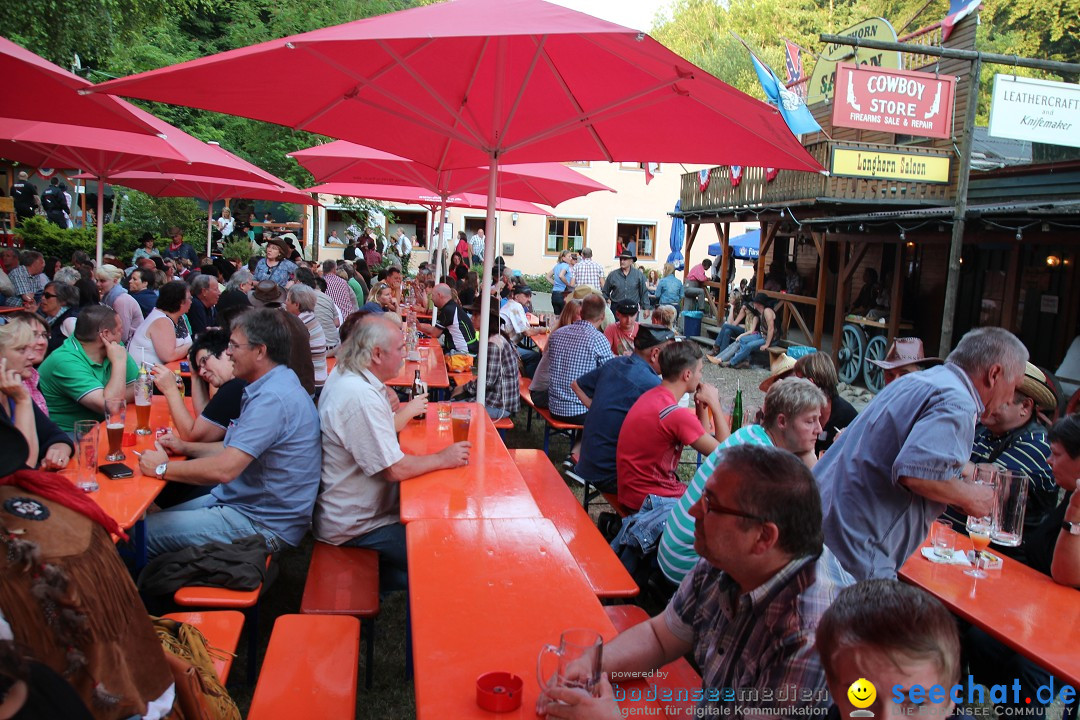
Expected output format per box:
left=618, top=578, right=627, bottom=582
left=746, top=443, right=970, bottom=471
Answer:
left=469, top=233, right=485, bottom=257
left=313, top=368, right=405, bottom=543
left=500, top=298, right=529, bottom=340
left=217, top=215, right=235, bottom=236
left=397, top=234, right=412, bottom=256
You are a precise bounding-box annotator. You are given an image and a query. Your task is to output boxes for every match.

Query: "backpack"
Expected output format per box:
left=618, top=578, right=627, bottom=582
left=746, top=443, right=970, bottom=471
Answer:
left=41, top=187, right=64, bottom=212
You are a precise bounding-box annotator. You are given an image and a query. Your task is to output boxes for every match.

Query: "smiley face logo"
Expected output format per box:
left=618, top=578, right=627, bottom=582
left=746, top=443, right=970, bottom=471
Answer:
left=847, top=678, right=876, bottom=709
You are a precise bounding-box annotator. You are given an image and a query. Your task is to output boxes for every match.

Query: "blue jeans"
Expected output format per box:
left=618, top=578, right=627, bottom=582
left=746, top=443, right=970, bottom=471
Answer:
left=515, top=344, right=541, bottom=378
left=344, top=522, right=408, bottom=593
left=729, top=334, right=765, bottom=366
left=144, top=493, right=283, bottom=560
left=712, top=323, right=743, bottom=350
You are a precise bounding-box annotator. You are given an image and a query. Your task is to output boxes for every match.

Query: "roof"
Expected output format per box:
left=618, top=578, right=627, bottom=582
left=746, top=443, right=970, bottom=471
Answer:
left=799, top=198, right=1080, bottom=225
left=971, top=127, right=1032, bottom=171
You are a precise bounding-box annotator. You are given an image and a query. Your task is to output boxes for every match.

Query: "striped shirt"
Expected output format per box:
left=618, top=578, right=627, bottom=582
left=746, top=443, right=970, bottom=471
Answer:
left=967, top=423, right=1058, bottom=531
left=665, top=548, right=852, bottom=712
left=298, top=311, right=327, bottom=388
left=658, top=425, right=772, bottom=584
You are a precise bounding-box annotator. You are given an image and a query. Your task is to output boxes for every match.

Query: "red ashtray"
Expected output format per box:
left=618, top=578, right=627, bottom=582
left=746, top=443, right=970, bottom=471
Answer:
left=122, top=432, right=137, bottom=447
left=476, top=672, right=523, bottom=713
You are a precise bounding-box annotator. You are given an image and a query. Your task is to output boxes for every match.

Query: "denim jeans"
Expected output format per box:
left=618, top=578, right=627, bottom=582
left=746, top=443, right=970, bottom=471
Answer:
left=515, top=344, right=541, bottom=378
left=144, top=493, right=283, bottom=560
left=343, top=522, right=408, bottom=593
left=712, top=323, right=743, bottom=350
left=485, top=406, right=511, bottom=420
left=729, top=333, right=765, bottom=366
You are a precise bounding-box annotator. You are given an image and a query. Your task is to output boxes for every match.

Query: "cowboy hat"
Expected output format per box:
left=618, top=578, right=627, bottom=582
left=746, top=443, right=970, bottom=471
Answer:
left=278, top=232, right=299, bottom=246
left=868, top=338, right=942, bottom=371
left=1018, top=362, right=1058, bottom=413
left=759, top=353, right=797, bottom=393
left=264, top=237, right=292, bottom=257
left=249, top=279, right=285, bottom=306
left=618, top=249, right=636, bottom=260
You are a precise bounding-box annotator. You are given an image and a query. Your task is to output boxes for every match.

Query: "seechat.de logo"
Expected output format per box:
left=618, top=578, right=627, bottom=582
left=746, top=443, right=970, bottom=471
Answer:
left=848, top=678, right=877, bottom=717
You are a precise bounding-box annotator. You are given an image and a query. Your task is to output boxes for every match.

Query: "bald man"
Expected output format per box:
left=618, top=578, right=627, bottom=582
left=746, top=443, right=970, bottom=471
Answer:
left=418, top=283, right=479, bottom=355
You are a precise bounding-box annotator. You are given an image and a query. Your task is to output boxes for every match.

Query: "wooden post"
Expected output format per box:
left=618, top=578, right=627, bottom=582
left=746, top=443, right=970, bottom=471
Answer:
left=813, top=232, right=828, bottom=348
left=1001, top=244, right=1020, bottom=332
left=832, top=240, right=849, bottom=365
left=715, top=222, right=729, bottom=318
left=887, top=242, right=904, bottom=345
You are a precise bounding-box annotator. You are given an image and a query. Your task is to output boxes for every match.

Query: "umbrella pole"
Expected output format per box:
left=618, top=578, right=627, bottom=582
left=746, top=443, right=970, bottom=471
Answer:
left=95, top=180, right=105, bottom=267
left=475, top=159, right=499, bottom=409
left=206, top=205, right=214, bottom=258
left=434, top=196, right=448, bottom=280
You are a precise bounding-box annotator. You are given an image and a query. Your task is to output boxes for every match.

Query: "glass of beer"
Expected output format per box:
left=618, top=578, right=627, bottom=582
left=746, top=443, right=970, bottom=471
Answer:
left=104, top=398, right=126, bottom=461
left=451, top=405, right=471, bottom=444
left=135, top=372, right=153, bottom=435
left=73, top=420, right=100, bottom=493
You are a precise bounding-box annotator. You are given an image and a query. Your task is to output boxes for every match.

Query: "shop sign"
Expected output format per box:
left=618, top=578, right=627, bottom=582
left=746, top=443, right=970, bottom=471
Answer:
left=807, top=18, right=901, bottom=105
left=830, top=147, right=950, bottom=183
left=989, top=75, right=1080, bottom=149
left=833, top=64, right=956, bottom=138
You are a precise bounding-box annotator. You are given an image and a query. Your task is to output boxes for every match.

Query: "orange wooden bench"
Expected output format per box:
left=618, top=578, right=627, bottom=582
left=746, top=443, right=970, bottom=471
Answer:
left=246, top=614, right=360, bottom=720
left=510, top=449, right=638, bottom=599
left=300, top=542, right=380, bottom=688
left=604, top=604, right=701, bottom=706
left=173, top=555, right=271, bottom=684
left=163, top=610, right=245, bottom=684
left=518, top=377, right=583, bottom=454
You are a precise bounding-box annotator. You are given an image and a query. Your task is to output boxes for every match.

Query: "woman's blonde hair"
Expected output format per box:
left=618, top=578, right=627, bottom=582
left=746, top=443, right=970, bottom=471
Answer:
left=663, top=262, right=675, bottom=276
left=0, top=318, right=34, bottom=351
left=651, top=305, right=677, bottom=330
left=95, top=264, right=124, bottom=282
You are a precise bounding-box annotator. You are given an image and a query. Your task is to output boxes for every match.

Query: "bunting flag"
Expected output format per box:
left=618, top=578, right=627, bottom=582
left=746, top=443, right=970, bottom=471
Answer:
left=730, top=166, right=743, bottom=188
left=643, top=162, right=660, bottom=185
left=749, top=52, right=823, bottom=136
left=698, top=169, right=711, bottom=192
left=766, top=167, right=779, bottom=183
left=942, top=0, right=982, bottom=41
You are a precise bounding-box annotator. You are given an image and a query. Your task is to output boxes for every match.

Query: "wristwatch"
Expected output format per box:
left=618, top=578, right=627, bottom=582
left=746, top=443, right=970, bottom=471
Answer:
left=155, top=461, right=168, bottom=480
left=1062, top=521, right=1080, bottom=536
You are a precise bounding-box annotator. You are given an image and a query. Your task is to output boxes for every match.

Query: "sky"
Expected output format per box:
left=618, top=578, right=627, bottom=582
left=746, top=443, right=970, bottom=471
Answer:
left=544, top=0, right=676, bottom=31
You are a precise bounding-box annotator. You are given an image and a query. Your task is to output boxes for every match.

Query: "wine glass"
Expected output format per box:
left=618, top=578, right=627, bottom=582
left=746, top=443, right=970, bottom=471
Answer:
left=965, top=528, right=992, bottom=578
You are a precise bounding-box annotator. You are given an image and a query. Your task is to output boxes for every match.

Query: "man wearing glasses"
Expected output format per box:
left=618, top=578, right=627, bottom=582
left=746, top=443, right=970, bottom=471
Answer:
left=137, top=309, right=321, bottom=559
left=540, top=444, right=852, bottom=719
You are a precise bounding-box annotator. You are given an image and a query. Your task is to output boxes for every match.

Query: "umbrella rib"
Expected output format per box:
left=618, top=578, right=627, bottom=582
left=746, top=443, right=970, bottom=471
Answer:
left=434, top=36, right=492, bottom=172
left=531, top=37, right=614, bottom=161
left=494, top=35, right=547, bottom=151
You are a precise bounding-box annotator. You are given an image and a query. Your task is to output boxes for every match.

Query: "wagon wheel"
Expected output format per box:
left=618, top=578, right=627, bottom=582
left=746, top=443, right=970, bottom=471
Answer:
left=837, top=323, right=866, bottom=385
left=863, top=334, right=888, bottom=394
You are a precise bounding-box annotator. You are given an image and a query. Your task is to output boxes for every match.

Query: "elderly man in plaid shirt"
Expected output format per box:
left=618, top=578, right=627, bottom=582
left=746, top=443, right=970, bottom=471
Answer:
left=571, top=247, right=604, bottom=290
left=321, top=260, right=359, bottom=319
left=540, top=444, right=853, bottom=719
left=545, top=293, right=614, bottom=424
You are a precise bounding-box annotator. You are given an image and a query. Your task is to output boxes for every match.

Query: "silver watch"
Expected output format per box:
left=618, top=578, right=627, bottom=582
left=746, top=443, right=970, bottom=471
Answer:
left=155, top=461, right=168, bottom=480
left=1062, top=521, right=1080, bottom=536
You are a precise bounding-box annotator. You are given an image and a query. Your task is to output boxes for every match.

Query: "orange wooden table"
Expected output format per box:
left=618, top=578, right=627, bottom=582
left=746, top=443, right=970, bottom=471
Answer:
left=164, top=359, right=192, bottom=378
left=398, top=403, right=540, bottom=522
left=899, top=532, right=1080, bottom=686
left=387, top=342, right=450, bottom=389
left=407, top=518, right=693, bottom=720
left=532, top=330, right=549, bottom=352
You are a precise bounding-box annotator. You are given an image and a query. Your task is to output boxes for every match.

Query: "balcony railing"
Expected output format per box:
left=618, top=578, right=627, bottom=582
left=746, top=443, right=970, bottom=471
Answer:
left=681, top=140, right=954, bottom=213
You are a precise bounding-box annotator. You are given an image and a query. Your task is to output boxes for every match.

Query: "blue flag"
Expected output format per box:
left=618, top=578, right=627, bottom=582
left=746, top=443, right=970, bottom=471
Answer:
left=750, top=53, right=822, bottom=136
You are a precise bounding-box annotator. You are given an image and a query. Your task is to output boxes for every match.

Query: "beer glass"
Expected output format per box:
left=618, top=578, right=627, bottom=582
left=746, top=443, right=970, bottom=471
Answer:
left=991, top=469, right=1029, bottom=548
left=135, top=371, right=153, bottom=435
left=451, top=405, right=471, bottom=444
left=965, top=465, right=997, bottom=536
left=104, top=398, right=126, bottom=461
left=537, top=628, right=603, bottom=697
left=73, top=420, right=100, bottom=492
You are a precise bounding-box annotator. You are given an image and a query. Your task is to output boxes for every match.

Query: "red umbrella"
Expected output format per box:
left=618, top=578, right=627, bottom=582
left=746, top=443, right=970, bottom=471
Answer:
left=0, top=37, right=159, bottom=134
left=78, top=171, right=319, bottom=256
left=92, top=0, right=824, bottom=404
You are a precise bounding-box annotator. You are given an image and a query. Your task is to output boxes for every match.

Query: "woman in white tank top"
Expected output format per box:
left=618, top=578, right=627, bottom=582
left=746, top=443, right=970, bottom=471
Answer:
left=129, top=280, right=193, bottom=367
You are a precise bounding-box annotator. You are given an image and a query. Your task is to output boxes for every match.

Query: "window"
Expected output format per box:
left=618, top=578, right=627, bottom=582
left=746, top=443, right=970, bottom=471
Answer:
left=546, top=217, right=587, bottom=255
left=617, top=222, right=657, bottom=260
left=619, top=162, right=660, bottom=174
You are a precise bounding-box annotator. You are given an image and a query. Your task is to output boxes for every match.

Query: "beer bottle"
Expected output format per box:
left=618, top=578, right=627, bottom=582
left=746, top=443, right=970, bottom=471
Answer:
left=413, top=369, right=426, bottom=419
left=731, top=378, right=743, bottom=433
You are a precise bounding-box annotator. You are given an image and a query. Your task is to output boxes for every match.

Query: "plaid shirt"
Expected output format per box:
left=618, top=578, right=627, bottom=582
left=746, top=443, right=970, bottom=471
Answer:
left=322, top=273, right=359, bottom=318
left=5, top=265, right=36, bottom=306
left=665, top=548, right=852, bottom=711
left=572, top=258, right=604, bottom=290
left=546, top=321, right=614, bottom=417
left=464, top=335, right=520, bottom=415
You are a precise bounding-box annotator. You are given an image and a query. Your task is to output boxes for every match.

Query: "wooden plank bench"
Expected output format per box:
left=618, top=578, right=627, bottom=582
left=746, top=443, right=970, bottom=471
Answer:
left=163, top=610, right=245, bottom=684
left=509, top=449, right=638, bottom=599
left=246, top=614, right=360, bottom=720
left=604, top=604, right=701, bottom=710
left=518, top=377, right=583, bottom=454
left=300, top=542, right=380, bottom=689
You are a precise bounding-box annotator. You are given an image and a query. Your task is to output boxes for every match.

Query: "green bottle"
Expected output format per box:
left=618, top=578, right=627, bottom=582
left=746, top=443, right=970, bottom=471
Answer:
left=731, top=378, right=743, bottom=433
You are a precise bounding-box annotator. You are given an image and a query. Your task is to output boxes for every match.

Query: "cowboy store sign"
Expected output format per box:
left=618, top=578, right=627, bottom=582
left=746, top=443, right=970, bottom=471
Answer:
left=833, top=64, right=956, bottom=139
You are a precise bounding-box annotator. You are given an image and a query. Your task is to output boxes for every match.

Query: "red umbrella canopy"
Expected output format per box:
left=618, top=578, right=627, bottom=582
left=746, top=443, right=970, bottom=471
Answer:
left=0, top=37, right=159, bottom=134
left=93, top=0, right=822, bottom=173
left=290, top=141, right=613, bottom=206
left=80, top=171, right=319, bottom=205
left=306, top=182, right=546, bottom=214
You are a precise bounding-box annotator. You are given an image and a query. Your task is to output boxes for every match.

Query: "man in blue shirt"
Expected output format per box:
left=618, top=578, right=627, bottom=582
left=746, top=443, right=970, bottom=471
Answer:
left=138, top=309, right=321, bottom=558
left=571, top=324, right=673, bottom=494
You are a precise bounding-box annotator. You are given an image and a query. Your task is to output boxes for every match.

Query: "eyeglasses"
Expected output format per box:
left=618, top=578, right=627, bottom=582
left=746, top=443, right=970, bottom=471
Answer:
left=227, top=341, right=257, bottom=352
left=699, top=494, right=767, bottom=523
left=41, top=292, right=57, bottom=299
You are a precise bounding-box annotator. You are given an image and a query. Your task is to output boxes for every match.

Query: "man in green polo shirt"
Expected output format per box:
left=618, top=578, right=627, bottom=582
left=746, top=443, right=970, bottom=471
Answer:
left=39, top=305, right=138, bottom=433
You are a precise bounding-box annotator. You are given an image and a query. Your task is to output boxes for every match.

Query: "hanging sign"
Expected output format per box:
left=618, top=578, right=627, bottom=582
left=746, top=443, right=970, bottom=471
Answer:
left=830, top=147, right=951, bottom=183
left=988, top=74, right=1080, bottom=149
left=832, top=64, right=956, bottom=138
left=807, top=18, right=901, bottom=105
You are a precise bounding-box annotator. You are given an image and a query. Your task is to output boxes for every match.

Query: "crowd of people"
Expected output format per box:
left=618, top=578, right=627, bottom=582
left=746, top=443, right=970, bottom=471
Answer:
left=1, top=221, right=1078, bottom=718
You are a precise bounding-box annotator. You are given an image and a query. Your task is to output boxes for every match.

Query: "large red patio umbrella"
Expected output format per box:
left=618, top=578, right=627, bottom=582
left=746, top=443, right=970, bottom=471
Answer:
left=79, top=171, right=320, bottom=256
left=292, top=141, right=611, bottom=275
left=92, top=0, right=825, bottom=404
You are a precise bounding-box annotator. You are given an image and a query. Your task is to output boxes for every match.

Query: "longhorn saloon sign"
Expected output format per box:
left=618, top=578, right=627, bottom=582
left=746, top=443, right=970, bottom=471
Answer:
left=833, top=64, right=956, bottom=139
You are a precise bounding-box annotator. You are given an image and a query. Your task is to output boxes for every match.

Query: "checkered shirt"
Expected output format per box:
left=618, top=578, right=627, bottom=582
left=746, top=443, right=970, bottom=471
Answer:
left=322, top=272, right=359, bottom=317
left=546, top=321, right=614, bottom=417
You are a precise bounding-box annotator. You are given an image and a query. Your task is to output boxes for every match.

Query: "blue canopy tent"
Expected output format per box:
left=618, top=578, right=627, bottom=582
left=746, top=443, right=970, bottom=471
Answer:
left=666, top=199, right=685, bottom=270
left=708, top=229, right=759, bottom=259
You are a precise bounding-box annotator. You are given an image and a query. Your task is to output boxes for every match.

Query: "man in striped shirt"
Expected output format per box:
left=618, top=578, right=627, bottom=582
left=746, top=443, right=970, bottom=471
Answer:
left=540, top=444, right=852, bottom=717
left=658, top=378, right=827, bottom=585
left=321, top=260, right=359, bottom=319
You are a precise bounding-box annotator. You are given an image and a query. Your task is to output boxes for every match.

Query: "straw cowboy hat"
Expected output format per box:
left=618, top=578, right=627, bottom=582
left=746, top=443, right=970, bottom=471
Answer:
left=868, top=337, right=943, bottom=371
left=759, top=352, right=797, bottom=393
left=1018, top=362, right=1058, bottom=413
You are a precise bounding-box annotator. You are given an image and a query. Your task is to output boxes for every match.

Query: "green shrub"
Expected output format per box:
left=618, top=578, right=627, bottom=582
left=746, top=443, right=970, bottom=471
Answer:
left=14, top=216, right=139, bottom=263
left=223, top=238, right=256, bottom=262
left=116, top=190, right=206, bottom=243
left=522, top=273, right=553, bottom=293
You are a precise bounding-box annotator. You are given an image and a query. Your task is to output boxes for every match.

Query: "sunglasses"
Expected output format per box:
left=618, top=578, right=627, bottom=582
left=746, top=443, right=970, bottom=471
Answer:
left=699, top=494, right=767, bottom=523
left=41, top=292, right=57, bottom=299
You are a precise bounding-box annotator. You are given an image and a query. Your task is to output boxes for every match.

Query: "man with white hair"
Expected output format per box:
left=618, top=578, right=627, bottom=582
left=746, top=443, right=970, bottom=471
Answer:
left=815, top=326, right=1030, bottom=580
left=10, top=170, right=40, bottom=221
left=314, top=315, right=470, bottom=591
left=187, top=272, right=220, bottom=336
left=418, top=283, right=478, bottom=355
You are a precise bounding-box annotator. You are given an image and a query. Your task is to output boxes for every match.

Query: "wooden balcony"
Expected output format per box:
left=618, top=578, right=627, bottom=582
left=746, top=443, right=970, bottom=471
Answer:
left=680, top=140, right=954, bottom=215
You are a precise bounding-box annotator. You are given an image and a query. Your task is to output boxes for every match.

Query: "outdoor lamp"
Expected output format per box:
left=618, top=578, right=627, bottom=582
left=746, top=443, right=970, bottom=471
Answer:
left=512, top=212, right=519, bottom=226
left=1046, top=255, right=1061, bottom=267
